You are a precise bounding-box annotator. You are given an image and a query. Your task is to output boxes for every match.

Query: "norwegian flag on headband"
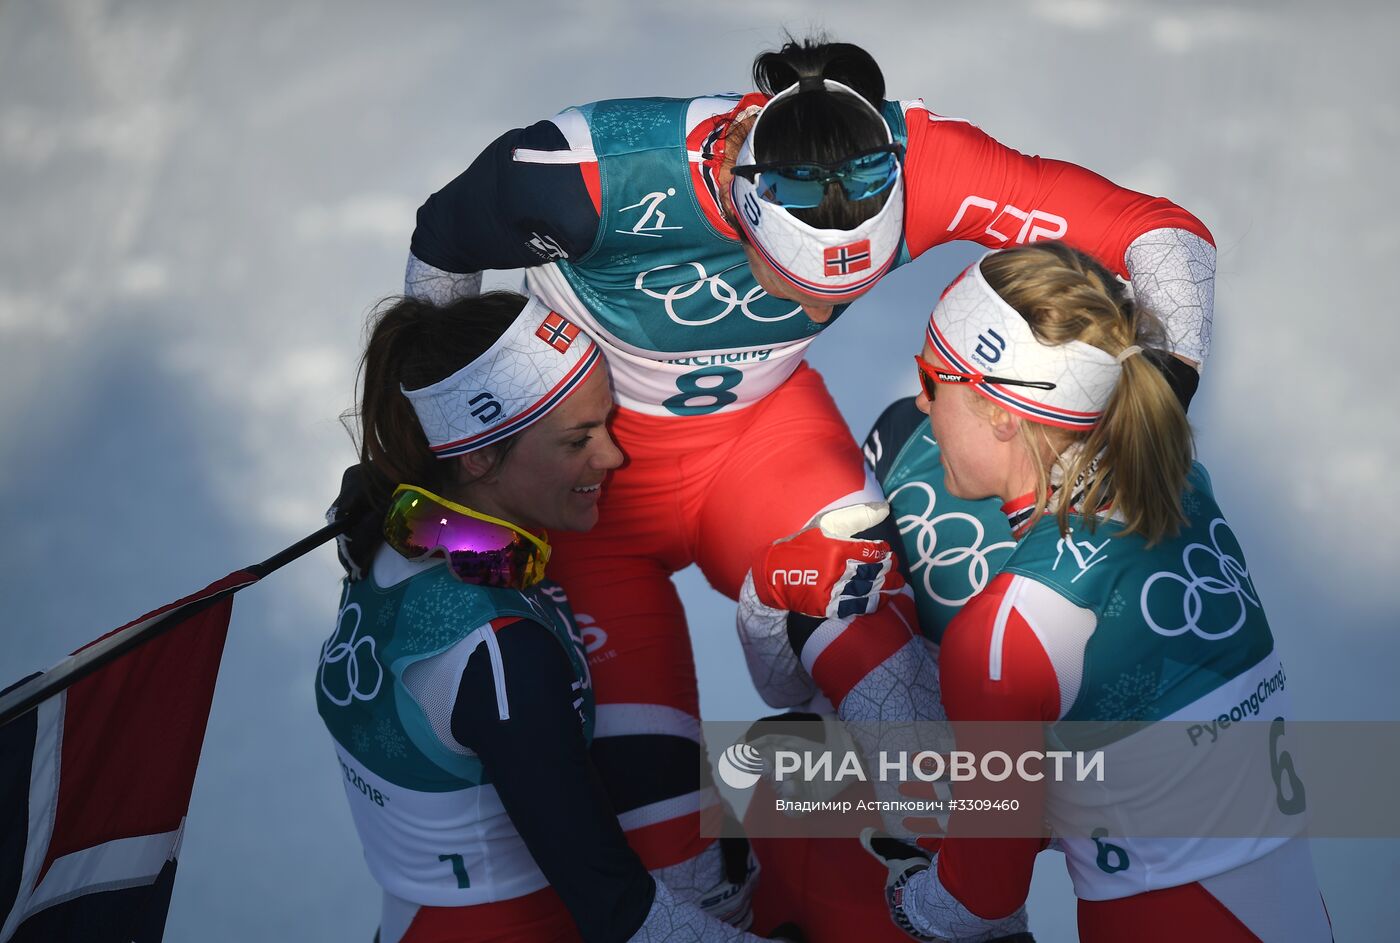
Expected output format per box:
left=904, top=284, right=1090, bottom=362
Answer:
left=823, top=239, right=872, bottom=277
left=0, top=572, right=246, bottom=942
left=534, top=311, right=580, bottom=353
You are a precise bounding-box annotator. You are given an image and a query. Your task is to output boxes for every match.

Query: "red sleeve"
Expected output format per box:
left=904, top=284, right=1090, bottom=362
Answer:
left=935, top=572, right=1059, bottom=919
left=902, top=107, right=1214, bottom=273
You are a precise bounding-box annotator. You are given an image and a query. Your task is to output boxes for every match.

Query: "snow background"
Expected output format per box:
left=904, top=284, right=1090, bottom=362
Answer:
left=1, top=0, right=1395, bottom=938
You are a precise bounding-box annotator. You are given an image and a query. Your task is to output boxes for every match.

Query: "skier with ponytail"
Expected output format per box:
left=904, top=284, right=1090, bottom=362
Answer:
left=857, top=243, right=1329, bottom=942
left=317, top=291, right=807, bottom=942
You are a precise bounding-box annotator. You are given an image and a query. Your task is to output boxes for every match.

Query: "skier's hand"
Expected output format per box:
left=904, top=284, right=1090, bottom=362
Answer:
left=859, top=829, right=1036, bottom=943
left=743, top=712, right=861, bottom=812
left=326, top=464, right=382, bottom=581
left=861, top=827, right=932, bottom=894
left=754, top=503, right=903, bottom=620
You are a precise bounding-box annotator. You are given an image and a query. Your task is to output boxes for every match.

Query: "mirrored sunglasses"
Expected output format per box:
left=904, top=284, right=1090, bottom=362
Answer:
left=383, top=485, right=551, bottom=590
left=733, top=145, right=902, bottom=209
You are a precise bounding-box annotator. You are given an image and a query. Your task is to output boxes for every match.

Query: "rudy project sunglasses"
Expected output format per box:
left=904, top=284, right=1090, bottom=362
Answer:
left=915, top=354, right=1057, bottom=401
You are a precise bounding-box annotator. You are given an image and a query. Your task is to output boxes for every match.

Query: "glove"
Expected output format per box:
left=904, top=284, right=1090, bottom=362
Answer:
left=743, top=712, right=862, bottom=813
left=706, top=834, right=758, bottom=929
left=861, top=828, right=932, bottom=893
left=860, top=828, right=936, bottom=941
left=326, top=463, right=384, bottom=581
left=859, top=829, right=1036, bottom=943
left=895, top=780, right=951, bottom=849
left=754, top=502, right=904, bottom=621
left=649, top=830, right=759, bottom=932
left=1147, top=348, right=1201, bottom=411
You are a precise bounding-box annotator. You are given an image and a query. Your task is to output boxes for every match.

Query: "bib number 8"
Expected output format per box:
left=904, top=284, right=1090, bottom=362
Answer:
left=664, top=365, right=742, bottom=416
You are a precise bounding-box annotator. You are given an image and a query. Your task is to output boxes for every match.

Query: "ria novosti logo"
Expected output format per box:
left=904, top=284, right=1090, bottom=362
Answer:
left=715, top=735, right=1107, bottom=792
left=717, top=742, right=765, bottom=790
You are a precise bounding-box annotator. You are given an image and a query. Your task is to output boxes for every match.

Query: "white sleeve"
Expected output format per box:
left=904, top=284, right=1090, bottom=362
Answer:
left=735, top=571, right=819, bottom=708
left=1124, top=228, right=1217, bottom=368
left=900, top=861, right=1031, bottom=942
left=628, top=879, right=772, bottom=943
left=404, top=250, right=483, bottom=303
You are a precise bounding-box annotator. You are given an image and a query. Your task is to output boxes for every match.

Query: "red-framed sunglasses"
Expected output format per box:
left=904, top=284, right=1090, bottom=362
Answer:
left=914, top=355, right=1056, bottom=401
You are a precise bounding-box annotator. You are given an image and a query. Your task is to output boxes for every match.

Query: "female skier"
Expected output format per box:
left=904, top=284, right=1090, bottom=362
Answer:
left=315, top=292, right=784, bottom=942
left=858, top=244, right=1329, bottom=942
left=367, top=35, right=1215, bottom=937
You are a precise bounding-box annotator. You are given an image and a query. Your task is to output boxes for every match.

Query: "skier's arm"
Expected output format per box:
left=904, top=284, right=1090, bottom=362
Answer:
left=902, top=108, right=1216, bottom=372
left=736, top=500, right=917, bottom=711
left=453, top=619, right=770, bottom=943
left=405, top=118, right=600, bottom=302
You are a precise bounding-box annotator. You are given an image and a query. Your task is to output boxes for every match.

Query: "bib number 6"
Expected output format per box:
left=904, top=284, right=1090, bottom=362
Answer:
left=1269, top=717, right=1307, bottom=815
left=664, top=365, right=742, bottom=416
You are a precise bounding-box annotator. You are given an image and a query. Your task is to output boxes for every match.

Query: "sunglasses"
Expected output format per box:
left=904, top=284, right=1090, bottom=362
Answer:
left=732, top=144, right=902, bottom=209
left=383, top=485, right=551, bottom=590
left=914, top=354, right=1057, bottom=401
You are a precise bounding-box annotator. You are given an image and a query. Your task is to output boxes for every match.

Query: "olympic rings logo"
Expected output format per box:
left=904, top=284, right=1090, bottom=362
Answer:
left=319, top=601, right=384, bottom=707
left=889, top=480, right=1016, bottom=607
left=634, top=261, right=802, bottom=326
left=1141, top=518, right=1260, bottom=641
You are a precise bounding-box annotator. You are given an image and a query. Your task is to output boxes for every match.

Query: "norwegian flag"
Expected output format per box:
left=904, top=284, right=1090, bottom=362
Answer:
left=534, top=311, right=581, bottom=353
left=823, top=239, right=872, bottom=277
left=0, top=571, right=247, bottom=942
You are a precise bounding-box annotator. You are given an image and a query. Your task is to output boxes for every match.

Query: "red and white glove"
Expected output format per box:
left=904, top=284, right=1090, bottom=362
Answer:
left=754, top=503, right=905, bottom=621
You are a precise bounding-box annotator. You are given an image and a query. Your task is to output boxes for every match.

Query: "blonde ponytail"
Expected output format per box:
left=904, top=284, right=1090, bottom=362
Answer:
left=980, top=244, right=1194, bottom=545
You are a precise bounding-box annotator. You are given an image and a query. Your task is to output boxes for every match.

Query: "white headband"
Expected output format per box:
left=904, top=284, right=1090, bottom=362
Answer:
left=403, top=297, right=601, bottom=456
left=927, top=254, right=1121, bottom=429
left=729, top=79, right=904, bottom=302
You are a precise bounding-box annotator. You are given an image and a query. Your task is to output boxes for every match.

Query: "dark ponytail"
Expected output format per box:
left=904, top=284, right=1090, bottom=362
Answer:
left=345, top=291, right=527, bottom=516
left=748, top=36, right=892, bottom=230
left=752, top=36, right=885, bottom=105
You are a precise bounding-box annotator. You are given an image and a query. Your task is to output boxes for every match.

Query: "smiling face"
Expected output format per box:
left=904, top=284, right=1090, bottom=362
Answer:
left=915, top=339, right=1034, bottom=504
left=459, top=366, right=623, bottom=534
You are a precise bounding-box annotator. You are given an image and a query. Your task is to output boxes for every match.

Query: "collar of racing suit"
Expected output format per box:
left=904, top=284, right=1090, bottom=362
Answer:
left=1001, top=445, right=1111, bottom=539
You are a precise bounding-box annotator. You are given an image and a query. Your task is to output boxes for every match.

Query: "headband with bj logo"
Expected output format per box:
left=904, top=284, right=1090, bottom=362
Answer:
left=927, top=253, right=1123, bottom=430
left=729, top=79, right=905, bottom=302
left=403, top=297, right=601, bottom=456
